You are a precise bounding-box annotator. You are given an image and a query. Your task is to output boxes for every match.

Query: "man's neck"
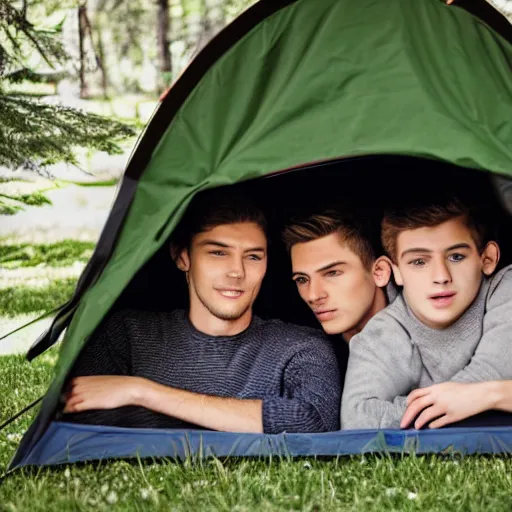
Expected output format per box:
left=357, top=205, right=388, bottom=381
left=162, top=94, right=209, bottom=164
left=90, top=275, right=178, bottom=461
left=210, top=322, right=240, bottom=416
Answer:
left=342, top=286, right=388, bottom=343
left=188, top=308, right=253, bottom=337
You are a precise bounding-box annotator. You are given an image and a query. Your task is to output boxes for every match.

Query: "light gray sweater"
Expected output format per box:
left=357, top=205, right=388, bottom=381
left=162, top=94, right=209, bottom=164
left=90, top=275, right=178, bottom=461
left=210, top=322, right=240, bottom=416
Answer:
left=341, top=264, right=512, bottom=429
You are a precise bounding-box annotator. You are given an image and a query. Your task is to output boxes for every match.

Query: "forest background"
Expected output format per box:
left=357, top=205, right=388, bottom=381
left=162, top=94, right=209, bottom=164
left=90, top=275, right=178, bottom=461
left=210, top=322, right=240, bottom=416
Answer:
left=2, top=1, right=512, bottom=509
left=0, top=0, right=256, bottom=356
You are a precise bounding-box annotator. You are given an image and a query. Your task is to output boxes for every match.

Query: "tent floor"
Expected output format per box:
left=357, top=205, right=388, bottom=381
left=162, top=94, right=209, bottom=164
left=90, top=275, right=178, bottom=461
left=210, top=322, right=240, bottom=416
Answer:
left=14, top=421, right=512, bottom=468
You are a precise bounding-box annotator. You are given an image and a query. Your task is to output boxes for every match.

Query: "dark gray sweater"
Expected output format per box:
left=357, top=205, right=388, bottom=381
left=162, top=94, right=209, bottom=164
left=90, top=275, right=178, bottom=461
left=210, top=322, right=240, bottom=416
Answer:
left=341, top=264, right=512, bottom=429
left=66, top=310, right=341, bottom=433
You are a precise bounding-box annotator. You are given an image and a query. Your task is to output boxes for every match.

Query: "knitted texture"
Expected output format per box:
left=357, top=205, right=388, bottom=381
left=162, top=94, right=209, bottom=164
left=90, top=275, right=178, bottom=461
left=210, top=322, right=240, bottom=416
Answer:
left=65, top=310, right=341, bottom=433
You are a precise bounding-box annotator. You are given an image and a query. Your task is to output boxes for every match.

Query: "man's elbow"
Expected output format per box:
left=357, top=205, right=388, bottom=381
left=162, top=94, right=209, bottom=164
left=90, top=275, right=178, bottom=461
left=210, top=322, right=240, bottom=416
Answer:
left=341, top=400, right=379, bottom=430
left=340, top=409, right=359, bottom=430
left=263, top=405, right=339, bottom=434
left=299, top=407, right=339, bottom=433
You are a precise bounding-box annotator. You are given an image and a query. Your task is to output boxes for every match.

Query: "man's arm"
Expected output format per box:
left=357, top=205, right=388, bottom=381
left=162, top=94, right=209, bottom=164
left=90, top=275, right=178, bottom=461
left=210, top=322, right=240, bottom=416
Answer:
left=448, top=267, right=512, bottom=383
left=64, top=340, right=340, bottom=434
left=341, top=314, right=420, bottom=429
left=64, top=375, right=263, bottom=432
left=261, top=343, right=341, bottom=434
left=401, top=380, right=512, bottom=429
left=400, top=268, right=512, bottom=429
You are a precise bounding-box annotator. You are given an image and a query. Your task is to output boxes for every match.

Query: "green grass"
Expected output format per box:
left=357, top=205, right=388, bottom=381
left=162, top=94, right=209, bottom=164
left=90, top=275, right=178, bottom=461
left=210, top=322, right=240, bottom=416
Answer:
left=0, top=279, right=77, bottom=317
left=1, top=455, right=512, bottom=511
left=0, top=241, right=94, bottom=269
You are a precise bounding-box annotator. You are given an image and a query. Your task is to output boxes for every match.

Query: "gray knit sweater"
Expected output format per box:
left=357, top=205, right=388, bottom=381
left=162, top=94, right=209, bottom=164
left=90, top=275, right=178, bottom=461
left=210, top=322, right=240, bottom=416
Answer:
left=341, top=264, right=512, bottom=430
left=66, top=310, right=341, bottom=433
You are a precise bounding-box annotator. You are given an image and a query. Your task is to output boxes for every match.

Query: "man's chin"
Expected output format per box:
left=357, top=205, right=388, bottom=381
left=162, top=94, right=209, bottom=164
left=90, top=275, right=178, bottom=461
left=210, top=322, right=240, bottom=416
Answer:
left=420, top=305, right=466, bottom=330
left=319, top=320, right=347, bottom=336
left=209, top=304, right=252, bottom=322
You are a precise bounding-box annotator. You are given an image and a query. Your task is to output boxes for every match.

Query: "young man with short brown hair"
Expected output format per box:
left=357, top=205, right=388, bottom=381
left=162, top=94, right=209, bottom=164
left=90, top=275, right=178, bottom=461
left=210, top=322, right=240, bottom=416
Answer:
left=341, top=198, right=512, bottom=430
left=65, top=189, right=341, bottom=434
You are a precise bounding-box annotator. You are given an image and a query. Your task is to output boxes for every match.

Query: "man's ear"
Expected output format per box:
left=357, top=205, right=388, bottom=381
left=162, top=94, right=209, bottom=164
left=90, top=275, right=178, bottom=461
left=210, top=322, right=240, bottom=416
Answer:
left=481, top=241, right=500, bottom=276
left=372, top=256, right=392, bottom=288
left=170, top=244, right=191, bottom=272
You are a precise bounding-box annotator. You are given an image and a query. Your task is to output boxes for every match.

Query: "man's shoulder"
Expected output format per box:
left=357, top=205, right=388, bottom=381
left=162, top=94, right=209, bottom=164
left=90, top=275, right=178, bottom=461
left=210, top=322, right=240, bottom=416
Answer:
left=367, top=293, right=410, bottom=330
left=488, top=263, right=512, bottom=294
left=483, top=263, right=512, bottom=311
left=351, top=295, right=412, bottom=349
left=104, top=309, right=184, bottom=330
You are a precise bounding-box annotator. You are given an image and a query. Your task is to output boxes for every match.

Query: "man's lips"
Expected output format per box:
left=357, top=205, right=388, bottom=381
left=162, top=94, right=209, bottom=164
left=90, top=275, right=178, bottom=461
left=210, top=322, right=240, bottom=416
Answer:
left=313, top=309, right=337, bottom=320
left=429, top=291, right=457, bottom=308
left=215, top=288, right=245, bottom=299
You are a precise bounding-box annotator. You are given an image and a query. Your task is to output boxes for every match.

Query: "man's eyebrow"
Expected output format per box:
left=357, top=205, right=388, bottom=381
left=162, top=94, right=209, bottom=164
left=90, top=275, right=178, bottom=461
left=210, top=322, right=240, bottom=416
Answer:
left=199, top=241, right=266, bottom=253
left=199, top=240, right=231, bottom=248
left=317, top=261, right=346, bottom=272
left=291, top=261, right=346, bottom=279
left=446, top=243, right=471, bottom=251
left=400, top=248, right=432, bottom=259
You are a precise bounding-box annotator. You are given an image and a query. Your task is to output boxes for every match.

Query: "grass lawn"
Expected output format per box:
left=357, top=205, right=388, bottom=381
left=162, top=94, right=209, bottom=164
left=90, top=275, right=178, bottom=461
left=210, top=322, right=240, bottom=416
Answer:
left=2, top=251, right=512, bottom=510
left=0, top=279, right=77, bottom=317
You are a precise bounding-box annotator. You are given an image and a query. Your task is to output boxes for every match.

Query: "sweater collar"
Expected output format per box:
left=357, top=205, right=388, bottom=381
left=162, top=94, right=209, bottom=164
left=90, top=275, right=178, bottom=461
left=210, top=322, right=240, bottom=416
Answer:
left=182, top=310, right=262, bottom=342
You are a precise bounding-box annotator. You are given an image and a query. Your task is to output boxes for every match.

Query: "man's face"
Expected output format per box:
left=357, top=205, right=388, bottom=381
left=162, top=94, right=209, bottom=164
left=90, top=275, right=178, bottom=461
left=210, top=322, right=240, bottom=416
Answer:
left=392, top=217, right=492, bottom=330
left=179, top=222, right=267, bottom=326
left=291, top=233, right=380, bottom=336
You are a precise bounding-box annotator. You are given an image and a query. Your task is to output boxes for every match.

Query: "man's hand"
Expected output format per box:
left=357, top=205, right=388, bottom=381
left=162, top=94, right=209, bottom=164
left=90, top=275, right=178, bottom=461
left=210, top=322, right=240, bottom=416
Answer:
left=400, top=382, right=494, bottom=430
left=63, top=376, right=145, bottom=413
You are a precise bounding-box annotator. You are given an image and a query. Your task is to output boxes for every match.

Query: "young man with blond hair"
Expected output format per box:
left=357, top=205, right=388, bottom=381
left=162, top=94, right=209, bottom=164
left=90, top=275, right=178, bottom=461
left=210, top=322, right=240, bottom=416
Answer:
left=341, top=198, right=512, bottom=430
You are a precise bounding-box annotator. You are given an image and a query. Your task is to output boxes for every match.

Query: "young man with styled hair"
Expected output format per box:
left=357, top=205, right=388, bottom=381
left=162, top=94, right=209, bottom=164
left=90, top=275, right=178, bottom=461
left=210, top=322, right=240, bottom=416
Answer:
left=64, top=190, right=341, bottom=434
left=282, top=211, right=392, bottom=342
left=341, top=198, right=512, bottom=430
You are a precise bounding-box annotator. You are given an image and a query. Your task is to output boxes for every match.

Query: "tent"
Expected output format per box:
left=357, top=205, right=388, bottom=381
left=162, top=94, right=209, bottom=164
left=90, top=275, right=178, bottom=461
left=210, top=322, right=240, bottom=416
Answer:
left=6, top=0, right=512, bottom=470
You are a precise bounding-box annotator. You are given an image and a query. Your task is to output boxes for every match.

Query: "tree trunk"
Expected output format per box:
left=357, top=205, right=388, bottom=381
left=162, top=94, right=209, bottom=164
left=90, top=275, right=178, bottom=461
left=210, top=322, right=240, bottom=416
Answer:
left=156, top=0, right=172, bottom=92
left=78, top=3, right=89, bottom=98
left=93, top=13, right=109, bottom=98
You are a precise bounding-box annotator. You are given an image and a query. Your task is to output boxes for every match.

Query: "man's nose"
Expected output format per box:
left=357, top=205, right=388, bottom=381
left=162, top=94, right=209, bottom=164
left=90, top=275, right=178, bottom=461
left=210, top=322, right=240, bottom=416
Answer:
left=432, top=258, right=452, bottom=285
left=227, top=257, right=245, bottom=279
left=308, top=279, right=327, bottom=303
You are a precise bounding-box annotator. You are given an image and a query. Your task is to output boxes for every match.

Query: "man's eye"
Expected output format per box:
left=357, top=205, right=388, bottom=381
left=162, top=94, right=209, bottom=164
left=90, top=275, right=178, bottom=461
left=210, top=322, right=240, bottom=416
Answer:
left=210, top=251, right=226, bottom=256
left=325, top=270, right=341, bottom=277
left=247, top=254, right=262, bottom=261
left=448, top=253, right=465, bottom=263
left=293, top=277, right=307, bottom=286
left=409, top=259, right=426, bottom=267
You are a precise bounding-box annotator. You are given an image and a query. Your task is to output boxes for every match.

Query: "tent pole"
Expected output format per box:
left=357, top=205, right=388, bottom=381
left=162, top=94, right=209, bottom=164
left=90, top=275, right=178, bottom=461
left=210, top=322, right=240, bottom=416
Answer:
left=0, top=307, right=61, bottom=343
left=0, top=396, right=43, bottom=433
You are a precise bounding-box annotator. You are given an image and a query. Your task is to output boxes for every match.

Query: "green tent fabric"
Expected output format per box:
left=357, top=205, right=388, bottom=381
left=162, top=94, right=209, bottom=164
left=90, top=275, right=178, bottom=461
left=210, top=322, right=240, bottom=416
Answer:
left=8, top=0, right=512, bottom=469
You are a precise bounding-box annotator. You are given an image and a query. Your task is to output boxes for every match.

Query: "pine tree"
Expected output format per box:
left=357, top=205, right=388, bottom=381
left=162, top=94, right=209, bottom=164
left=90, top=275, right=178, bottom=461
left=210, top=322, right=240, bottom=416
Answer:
left=0, top=0, right=134, bottom=171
